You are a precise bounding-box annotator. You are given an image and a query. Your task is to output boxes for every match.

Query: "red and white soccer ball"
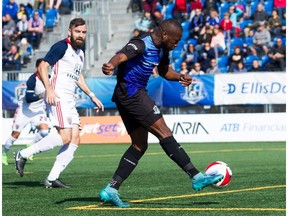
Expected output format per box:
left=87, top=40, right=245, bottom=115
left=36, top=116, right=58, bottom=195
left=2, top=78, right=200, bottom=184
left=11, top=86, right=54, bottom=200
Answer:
left=205, top=161, right=232, bottom=188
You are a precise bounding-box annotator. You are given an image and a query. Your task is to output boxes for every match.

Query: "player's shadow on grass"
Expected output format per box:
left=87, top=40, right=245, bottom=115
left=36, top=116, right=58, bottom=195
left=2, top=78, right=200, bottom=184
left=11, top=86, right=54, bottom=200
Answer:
left=3, top=181, right=43, bottom=188
left=55, top=197, right=102, bottom=204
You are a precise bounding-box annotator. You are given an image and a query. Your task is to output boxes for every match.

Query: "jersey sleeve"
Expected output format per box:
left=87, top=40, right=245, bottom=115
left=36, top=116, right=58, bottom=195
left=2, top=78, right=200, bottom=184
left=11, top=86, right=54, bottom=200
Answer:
left=25, top=74, right=40, bottom=103
left=118, top=38, right=145, bottom=60
left=43, top=40, right=68, bottom=66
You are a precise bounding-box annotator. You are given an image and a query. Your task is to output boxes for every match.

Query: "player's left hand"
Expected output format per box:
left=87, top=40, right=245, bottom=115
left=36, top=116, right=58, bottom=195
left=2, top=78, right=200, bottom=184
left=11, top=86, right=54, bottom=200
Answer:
left=179, top=74, right=192, bottom=86
left=90, top=96, right=104, bottom=112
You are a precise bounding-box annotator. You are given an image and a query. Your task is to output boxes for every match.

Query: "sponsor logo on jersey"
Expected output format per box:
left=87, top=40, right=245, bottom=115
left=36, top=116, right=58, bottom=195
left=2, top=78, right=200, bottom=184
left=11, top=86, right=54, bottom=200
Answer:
left=153, top=105, right=161, bottom=114
left=127, top=43, right=138, bottom=50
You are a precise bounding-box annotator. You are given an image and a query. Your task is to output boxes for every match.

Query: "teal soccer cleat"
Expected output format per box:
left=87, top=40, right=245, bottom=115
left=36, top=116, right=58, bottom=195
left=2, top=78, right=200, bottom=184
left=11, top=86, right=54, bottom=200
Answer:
left=192, top=172, right=224, bottom=191
left=99, top=184, right=130, bottom=207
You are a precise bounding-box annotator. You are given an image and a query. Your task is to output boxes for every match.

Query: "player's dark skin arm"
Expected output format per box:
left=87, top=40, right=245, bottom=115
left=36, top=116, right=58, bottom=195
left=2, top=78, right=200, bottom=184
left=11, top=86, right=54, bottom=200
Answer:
left=102, top=53, right=128, bottom=76
left=158, top=64, right=192, bottom=87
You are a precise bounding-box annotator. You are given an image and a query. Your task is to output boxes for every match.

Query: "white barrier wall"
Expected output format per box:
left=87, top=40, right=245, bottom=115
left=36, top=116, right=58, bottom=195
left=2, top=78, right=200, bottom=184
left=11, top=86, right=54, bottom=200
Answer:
left=148, top=113, right=286, bottom=143
left=2, top=113, right=286, bottom=144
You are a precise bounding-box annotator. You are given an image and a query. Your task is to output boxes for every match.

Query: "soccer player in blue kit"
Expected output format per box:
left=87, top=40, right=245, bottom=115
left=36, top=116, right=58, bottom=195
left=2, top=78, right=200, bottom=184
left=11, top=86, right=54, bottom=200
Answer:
left=99, top=19, right=223, bottom=207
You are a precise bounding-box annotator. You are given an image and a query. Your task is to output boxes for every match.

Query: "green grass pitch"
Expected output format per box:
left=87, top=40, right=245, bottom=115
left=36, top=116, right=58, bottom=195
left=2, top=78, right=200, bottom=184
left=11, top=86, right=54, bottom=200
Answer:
left=2, top=142, right=286, bottom=216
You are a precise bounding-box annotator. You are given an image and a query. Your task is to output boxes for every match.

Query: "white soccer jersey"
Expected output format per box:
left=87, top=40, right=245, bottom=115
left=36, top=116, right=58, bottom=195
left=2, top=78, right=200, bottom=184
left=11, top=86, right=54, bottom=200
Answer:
left=44, top=38, right=85, bottom=103
left=43, top=38, right=84, bottom=128
left=12, top=73, right=48, bottom=132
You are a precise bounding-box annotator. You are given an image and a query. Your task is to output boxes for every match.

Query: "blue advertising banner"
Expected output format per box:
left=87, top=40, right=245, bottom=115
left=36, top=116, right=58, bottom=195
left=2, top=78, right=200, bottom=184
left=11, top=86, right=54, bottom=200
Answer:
left=2, top=73, right=284, bottom=109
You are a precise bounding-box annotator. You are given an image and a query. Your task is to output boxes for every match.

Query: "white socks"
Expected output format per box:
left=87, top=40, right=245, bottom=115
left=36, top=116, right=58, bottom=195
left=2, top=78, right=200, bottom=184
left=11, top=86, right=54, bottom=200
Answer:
left=47, top=143, right=78, bottom=181
left=20, top=133, right=63, bottom=159
left=3, top=136, right=17, bottom=153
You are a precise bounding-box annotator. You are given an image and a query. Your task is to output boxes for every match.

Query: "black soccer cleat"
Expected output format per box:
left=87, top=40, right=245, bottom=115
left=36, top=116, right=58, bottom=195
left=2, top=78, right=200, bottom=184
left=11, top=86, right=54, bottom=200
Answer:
left=14, top=150, right=27, bottom=177
left=44, top=179, right=70, bottom=189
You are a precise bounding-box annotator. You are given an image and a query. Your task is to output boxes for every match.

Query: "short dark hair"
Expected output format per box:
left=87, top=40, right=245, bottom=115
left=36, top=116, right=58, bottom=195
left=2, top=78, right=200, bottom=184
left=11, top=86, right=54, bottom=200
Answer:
left=35, top=58, right=44, bottom=67
left=69, top=18, right=86, bottom=29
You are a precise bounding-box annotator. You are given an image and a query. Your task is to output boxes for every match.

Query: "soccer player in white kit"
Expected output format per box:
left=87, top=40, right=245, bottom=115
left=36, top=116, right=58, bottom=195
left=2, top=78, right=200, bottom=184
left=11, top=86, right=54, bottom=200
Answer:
left=2, top=58, right=50, bottom=165
left=14, top=18, right=104, bottom=188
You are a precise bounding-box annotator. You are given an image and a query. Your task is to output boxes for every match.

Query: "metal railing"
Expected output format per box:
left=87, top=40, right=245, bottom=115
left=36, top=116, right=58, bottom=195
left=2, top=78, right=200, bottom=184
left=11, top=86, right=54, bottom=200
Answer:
left=71, top=0, right=112, bottom=70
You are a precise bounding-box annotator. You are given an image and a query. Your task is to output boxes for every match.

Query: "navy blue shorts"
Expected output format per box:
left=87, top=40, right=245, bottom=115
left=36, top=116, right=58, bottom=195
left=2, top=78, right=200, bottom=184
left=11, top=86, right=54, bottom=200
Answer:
left=112, top=83, right=162, bottom=134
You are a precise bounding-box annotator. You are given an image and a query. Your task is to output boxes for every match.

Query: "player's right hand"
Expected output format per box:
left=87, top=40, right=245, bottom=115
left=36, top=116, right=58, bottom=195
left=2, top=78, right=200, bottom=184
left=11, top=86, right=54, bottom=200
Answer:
left=102, top=63, right=114, bottom=76
left=45, top=88, right=60, bottom=106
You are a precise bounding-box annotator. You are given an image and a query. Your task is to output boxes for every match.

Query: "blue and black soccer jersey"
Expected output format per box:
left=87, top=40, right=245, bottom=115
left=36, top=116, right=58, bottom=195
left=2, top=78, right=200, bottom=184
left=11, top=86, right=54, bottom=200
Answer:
left=116, top=33, right=170, bottom=96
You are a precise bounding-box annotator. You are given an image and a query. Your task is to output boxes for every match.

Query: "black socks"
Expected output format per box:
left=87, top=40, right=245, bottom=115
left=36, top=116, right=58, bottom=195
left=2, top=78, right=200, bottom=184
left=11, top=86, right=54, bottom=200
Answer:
left=109, top=145, right=144, bottom=190
left=160, top=136, right=199, bottom=177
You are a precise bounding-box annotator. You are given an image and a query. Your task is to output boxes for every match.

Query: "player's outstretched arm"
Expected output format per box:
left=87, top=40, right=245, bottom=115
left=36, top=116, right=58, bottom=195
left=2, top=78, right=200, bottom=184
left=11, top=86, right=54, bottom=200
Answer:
left=158, top=65, right=192, bottom=87
left=102, top=53, right=128, bottom=76
left=77, top=74, right=104, bottom=112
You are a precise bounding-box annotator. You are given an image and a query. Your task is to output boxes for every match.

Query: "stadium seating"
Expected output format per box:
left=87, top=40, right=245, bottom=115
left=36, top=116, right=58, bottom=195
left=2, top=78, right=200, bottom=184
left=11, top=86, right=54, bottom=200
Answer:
left=173, top=57, right=183, bottom=72
left=171, top=47, right=183, bottom=60
left=218, top=56, right=229, bottom=68
left=260, top=55, right=272, bottom=70
left=230, top=38, right=244, bottom=53
left=45, top=8, right=58, bottom=31
left=245, top=55, right=259, bottom=70
left=187, top=38, right=198, bottom=46
left=219, top=2, right=231, bottom=19
left=164, top=3, right=175, bottom=19
left=239, top=19, right=252, bottom=30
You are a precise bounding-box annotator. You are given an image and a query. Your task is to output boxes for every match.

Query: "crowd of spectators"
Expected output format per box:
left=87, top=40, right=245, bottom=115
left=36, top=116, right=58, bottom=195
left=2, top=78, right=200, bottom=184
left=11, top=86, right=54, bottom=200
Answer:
left=2, top=0, right=66, bottom=71
left=130, top=0, right=286, bottom=74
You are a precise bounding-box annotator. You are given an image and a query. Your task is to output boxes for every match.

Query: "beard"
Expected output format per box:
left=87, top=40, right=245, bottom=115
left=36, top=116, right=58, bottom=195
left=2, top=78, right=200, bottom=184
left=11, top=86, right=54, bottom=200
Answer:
left=70, top=34, right=85, bottom=49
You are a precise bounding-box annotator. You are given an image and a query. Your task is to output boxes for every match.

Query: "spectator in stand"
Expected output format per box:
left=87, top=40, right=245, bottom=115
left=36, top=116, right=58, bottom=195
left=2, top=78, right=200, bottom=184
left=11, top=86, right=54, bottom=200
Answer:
left=2, top=13, right=16, bottom=51
left=16, top=14, right=29, bottom=40
left=189, top=62, right=205, bottom=75
left=2, top=45, right=21, bottom=71
left=250, top=22, right=271, bottom=56
left=127, top=0, right=143, bottom=13
left=210, top=26, right=226, bottom=60
left=248, top=59, right=262, bottom=72
left=134, top=11, right=153, bottom=32
left=280, top=11, right=286, bottom=36
left=203, top=0, right=218, bottom=17
left=198, top=42, right=216, bottom=72
left=190, top=8, right=205, bottom=39
left=273, top=0, right=286, bottom=19
left=143, top=0, right=157, bottom=14
left=243, top=29, right=254, bottom=47
left=265, top=37, right=285, bottom=71
left=203, top=10, right=219, bottom=32
left=184, top=43, right=199, bottom=69
left=17, top=4, right=27, bottom=21
left=233, top=62, right=247, bottom=73
left=206, top=58, right=220, bottom=74
left=219, top=12, right=233, bottom=47
left=245, top=3, right=270, bottom=36
left=2, top=0, right=19, bottom=21
left=151, top=9, right=163, bottom=27
left=267, top=9, right=282, bottom=37
left=34, top=0, right=47, bottom=13
left=189, top=0, right=203, bottom=20
left=18, top=37, right=32, bottom=65
left=195, top=26, right=213, bottom=52
left=179, top=61, right=190, bottom=74
left=228, top=5, right=243, bottom=37
left=28, top=10, right=44, bottom=50
left=228, top=45, right=244, bottom=72
left=49, top=0, right=62, bottom=10
left=173, top=0, right=188, bottom=23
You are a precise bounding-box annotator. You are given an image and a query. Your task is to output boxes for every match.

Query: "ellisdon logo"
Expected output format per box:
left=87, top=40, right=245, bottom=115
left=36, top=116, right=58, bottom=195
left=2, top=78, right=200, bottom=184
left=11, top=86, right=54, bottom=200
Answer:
left=222, top=82, right=286, bottom=94
left=80, top=122, right=127, bottom=137
left=181, top=78, right=207, bottom=104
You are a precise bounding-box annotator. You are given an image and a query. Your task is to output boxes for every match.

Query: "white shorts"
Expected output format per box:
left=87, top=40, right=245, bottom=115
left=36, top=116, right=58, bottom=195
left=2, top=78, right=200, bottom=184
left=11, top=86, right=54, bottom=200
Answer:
left=12, top=106, right=48, bottom=132
left=48, top=100, right=80, bottom=129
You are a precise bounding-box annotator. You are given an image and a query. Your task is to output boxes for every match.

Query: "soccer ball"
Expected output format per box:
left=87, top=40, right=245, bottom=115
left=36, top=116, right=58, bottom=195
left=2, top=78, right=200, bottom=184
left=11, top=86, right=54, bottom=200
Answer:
left=205, top=161, right=232, bottom=188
